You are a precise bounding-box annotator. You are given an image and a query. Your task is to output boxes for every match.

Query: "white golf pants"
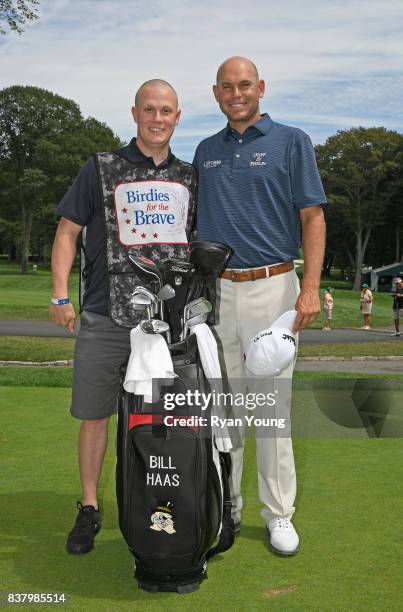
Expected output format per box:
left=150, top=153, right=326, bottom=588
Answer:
left=213, top=268, right=300, bottom=525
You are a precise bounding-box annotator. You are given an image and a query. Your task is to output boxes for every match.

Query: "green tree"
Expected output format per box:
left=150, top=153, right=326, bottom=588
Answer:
left=322, top=196, right=355, bottom=278
left=0, top=0, right=39, bottom=34
left=0, top=85, right=121, bottom=272
left=316, top=127, right=403, bottom=290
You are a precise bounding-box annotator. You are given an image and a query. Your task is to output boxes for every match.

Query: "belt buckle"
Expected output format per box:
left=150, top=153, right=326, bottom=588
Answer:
left=231, top=270, right=237, bottom=282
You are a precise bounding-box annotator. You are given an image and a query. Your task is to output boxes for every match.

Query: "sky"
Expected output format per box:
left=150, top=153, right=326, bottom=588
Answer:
left=1, top=0, right=402, bottom=161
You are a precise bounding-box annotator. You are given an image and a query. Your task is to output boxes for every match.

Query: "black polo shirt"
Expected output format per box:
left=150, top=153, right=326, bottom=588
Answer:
left=57, top=138, right=178, bottom=316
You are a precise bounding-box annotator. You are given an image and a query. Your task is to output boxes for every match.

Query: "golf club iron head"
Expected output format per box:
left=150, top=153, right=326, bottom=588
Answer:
left=157, top=284, right=176, bottom=300
left=140, top=319, right=170, bottom=335
left=182, top=312, right=209, bottom=339
left=133, top=286, right=157, bottom=307
left=184, top=297, right=212, bottom=323
left=131, top=286, right=159, bottom=317
left=131, top=292, right=155, bottom=319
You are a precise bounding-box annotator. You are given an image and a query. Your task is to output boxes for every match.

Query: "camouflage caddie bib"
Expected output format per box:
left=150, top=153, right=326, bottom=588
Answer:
left=95, top=152, right=196, bottom=327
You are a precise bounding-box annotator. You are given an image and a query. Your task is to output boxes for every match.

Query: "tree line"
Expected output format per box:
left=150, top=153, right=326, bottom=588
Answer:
left=0, top=85, right=121, bottom=273
left=0, top=0, right=39, bottom=35
left=0, top=85, right=402, bottom=288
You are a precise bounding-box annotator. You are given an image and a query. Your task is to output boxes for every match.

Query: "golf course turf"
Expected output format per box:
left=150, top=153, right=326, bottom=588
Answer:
left=1, top=375, right=402, bottom=611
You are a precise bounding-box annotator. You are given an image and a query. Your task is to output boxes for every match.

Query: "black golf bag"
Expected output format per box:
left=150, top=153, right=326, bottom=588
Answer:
left=116, top=242, right=235, bottom=593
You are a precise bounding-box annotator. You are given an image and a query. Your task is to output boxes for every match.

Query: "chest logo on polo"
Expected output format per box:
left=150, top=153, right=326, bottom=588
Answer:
left=203, top=160, right=222, bottom=169
left=114, top=180, right=189, bottom=246
left=250, top=152, right=266, bottom=167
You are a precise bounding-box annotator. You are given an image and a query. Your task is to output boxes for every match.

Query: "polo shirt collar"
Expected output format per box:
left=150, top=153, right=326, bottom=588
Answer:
left=224, top=113, right=273, bottom=139
left=116, top=137, right=175, bottom=168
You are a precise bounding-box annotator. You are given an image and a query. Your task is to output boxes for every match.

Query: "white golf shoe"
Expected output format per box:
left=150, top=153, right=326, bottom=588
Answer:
left=267, top=517, right=299, bottom=556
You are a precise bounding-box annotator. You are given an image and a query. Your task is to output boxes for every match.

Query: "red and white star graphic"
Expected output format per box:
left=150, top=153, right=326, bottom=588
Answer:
left=153, top=233, right=158, bottom=239
left=122, top=207, right=128, bottom=214
left=131, top=228, right=137, bottom=233
left=125, top=219, right=131, bottom=224
left=141, top=233, right=147, bottom=239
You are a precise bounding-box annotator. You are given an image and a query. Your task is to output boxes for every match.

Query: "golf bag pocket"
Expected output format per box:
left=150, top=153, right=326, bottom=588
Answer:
left=127, top=424, right=207, bottom=560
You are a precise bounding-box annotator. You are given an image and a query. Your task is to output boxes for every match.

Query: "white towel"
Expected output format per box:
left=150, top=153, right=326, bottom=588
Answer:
left=124, top=326, right=176, bottom=402
left=190, top=323, right=232, bottom=452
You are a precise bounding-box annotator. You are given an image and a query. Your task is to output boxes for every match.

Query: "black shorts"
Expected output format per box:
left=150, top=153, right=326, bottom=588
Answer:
left=71, top=311, right=131, bottom=420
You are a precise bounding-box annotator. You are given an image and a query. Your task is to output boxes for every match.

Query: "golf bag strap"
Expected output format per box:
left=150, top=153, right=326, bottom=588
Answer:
left=206, top=452, right=235, bottom=559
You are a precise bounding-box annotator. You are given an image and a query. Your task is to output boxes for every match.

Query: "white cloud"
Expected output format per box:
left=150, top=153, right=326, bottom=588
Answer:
left=0, top=0, right=402, bottom=159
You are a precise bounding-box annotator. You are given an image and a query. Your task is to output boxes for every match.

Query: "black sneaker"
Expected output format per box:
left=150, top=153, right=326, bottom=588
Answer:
left=66, top=502, right=101, bottom=554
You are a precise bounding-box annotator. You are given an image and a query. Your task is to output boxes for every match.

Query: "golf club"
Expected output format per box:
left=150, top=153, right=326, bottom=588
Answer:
left=182, top=312, right=209, bottom=339
left=128, top=255, right=163, bottom=290
left=140, top=319, right=170, bottom=335
left=157, top=284, right=176, bottom=301
left=131, top=292, right=154, bottom=320
left=182, top=298, right=212, bottom=340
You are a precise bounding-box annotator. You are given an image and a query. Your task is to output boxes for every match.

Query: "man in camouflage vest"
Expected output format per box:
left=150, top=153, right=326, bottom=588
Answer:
left=49, top=80, right=196, bottom=555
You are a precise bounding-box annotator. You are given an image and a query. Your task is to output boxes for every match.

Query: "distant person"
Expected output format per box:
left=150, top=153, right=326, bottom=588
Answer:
left=360, top=283, right=373, bottom=329
left=391, top=276, right=401, bottom=295
left=322, top=287, right=334, bottom=330
left=391, top=278, right=403, bottom=337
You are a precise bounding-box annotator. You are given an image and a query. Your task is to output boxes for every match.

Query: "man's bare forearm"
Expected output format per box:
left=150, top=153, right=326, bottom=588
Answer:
left=301, top=206, right=326, bottom=290
left=49, top=218, right=82, bottom=332
left=293, top=205, right=326, bottom=331
left=51, top=219, right=82, bottom=297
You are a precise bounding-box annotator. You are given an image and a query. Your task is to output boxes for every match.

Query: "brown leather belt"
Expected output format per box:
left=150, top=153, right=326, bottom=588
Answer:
left=220, top=261, right=294, bottom=282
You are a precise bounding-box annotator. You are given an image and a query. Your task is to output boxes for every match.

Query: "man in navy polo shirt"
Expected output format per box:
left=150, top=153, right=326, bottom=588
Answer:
left=193, top=56, right=326, bottom=556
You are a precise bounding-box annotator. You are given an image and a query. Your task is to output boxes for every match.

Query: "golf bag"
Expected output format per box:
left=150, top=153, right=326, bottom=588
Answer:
left=116, top=325, right=235, bottom=593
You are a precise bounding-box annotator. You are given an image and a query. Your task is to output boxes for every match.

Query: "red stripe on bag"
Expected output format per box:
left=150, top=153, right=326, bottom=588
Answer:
left=128, top=414, right=162, bottom=429
left=128, top=413, right=199, bottom=432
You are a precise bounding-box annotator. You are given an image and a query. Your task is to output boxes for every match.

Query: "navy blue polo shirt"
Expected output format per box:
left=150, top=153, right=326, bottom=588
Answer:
left=193, top=114, right=327, bottom=268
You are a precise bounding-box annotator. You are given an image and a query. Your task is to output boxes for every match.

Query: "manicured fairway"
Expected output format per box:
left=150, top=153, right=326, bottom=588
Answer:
left=0, top=259, right=396, bottom=328
left=1, top=337, right=403, bottom=364
left=1, top=381, right=402, bottom=611
left=0, top=266, right=79, bottom=320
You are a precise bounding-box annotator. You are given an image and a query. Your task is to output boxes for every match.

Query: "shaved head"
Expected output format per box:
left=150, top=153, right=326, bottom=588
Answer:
left=131, top=78, right=181, bottom=162
left=213, top=56, right=265, bottom=133
left=216, top=56, right=259, bottom=85
left=134, top=79, right=178, bottom=108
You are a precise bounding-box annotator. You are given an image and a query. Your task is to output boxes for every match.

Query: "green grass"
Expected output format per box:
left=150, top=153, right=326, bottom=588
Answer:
left=319, top=278, right=353, bottom=290
left=0, top=261, right=79, bottom=319
left=0, top=367, right=73, bottom=387
left=299, top=340, right=403, bottom=358
left=0, top=259, right=395, bottom=328
left=1, top=337, right=402, bottom=364
left=1, top=384, right=402, bottom=610
left=0, top=337, right=75, bottom=361
left=1, top=367, right=402, bottom=390
left=0, top=259, right=53, bottom=275
left=312, top=288, right=393, bottom=329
